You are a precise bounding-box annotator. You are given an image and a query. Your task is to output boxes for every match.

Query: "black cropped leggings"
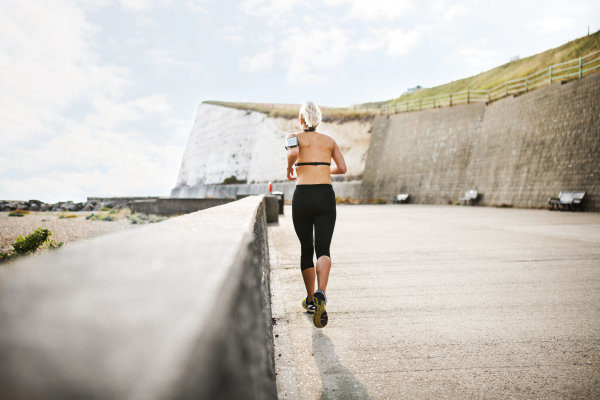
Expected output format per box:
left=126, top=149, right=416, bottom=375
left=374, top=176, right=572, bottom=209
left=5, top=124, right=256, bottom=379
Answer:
left=292, top=184, right=337, bottom=271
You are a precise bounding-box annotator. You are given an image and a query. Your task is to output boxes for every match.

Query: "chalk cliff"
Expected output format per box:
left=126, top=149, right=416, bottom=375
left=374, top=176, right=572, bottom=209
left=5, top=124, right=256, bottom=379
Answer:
left=172, top=103, right=372, bottom=198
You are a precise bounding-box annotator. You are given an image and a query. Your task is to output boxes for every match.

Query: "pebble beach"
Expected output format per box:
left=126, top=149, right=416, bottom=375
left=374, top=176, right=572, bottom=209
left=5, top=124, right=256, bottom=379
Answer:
left=0, top=211, right=140, bottom=253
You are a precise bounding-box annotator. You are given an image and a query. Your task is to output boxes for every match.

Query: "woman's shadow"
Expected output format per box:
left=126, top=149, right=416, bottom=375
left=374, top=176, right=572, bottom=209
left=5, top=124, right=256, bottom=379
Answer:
left=311, top=328, right=371, bottom=400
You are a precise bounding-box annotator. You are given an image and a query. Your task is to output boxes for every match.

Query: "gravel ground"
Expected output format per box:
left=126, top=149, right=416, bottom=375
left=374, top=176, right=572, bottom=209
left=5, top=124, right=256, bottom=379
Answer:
left=0, top=211, right=141, bottom=253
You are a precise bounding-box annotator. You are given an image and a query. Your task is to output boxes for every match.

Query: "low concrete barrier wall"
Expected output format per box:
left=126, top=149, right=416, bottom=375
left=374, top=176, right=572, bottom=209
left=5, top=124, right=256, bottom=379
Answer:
left=131, top=198, right=235, bottom=215
left=0, top=196, right=277, bottom=400
left=88, top=196, right=160, bottom=205
left=172, top=181, right=364, bottom=201
left=236, top=195, right=280, bottom=222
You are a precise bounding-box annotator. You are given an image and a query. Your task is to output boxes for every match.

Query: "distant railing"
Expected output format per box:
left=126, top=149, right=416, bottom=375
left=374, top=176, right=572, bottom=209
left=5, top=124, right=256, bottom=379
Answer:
left=381, top=49, right=600, bottom=115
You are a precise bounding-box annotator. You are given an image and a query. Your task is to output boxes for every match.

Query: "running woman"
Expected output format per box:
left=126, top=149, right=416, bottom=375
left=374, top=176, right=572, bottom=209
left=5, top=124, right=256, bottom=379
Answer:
left=285, top=101, right=347, bottom=328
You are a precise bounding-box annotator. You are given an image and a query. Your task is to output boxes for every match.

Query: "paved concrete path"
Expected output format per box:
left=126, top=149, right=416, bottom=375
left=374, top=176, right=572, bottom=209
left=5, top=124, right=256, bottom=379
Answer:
left=268, top=205, right=600, bottom=400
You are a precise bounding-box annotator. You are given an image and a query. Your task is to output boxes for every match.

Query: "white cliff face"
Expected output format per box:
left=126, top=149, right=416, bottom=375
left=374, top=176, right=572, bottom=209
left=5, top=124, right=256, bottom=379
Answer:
left=172, top=103, right=372, bottom=197
left=318, top=119, right=373, bottom=177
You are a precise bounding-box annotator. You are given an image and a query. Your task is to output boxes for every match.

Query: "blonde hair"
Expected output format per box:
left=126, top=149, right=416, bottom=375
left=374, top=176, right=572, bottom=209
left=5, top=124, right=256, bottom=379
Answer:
left=299, top=101, right=322, bottom=130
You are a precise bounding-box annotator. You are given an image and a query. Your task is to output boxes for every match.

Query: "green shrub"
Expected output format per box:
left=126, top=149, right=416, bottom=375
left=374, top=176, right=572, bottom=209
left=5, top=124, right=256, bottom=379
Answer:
left=59, top=214, right=78, bottom=219
left=336, top=197, right=388, bottom=204
left=222, top=175, right=247, bottom=185
left=86, top=213, right=115, bottom=221
left=128, top=213, right=167, bottom=224
left=12, top=228, right=51, bottom=254
left=8, top=211, right=25, bottom=217
left=0, top=227, right=63, bottom=264
left=100, top=207, right=110, bottom=211
left=336, top=196, right=359, bottom=204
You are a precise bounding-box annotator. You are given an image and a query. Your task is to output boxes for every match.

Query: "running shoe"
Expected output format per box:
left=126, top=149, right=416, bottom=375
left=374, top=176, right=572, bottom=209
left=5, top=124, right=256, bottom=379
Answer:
left=302, top=297, right=316, bottom=314
left=312, top=289, right=328, bottom=328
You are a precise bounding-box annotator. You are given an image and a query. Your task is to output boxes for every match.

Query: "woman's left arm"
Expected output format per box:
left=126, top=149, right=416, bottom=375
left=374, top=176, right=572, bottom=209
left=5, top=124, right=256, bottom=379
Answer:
left=330, top=141, right=347, bottom=175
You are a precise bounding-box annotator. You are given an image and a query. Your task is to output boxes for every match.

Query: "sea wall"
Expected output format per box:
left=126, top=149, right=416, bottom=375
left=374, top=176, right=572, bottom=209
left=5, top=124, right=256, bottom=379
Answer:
left=361, top=72, right=600, bottom=210
left=173, top=181, right=363, bottom=202
left=131, top=198, right=234, bottom=215
left=171, top=103, right=371, bottom=197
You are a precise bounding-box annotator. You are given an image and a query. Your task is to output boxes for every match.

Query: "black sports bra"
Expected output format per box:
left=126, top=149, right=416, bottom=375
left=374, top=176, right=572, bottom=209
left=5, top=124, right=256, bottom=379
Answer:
left=295, top=162, right=330, bottom=166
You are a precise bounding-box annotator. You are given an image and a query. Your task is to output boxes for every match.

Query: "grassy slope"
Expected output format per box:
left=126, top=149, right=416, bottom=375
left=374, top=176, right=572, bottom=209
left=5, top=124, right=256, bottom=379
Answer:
left=392, top=30, right=600, bottom=103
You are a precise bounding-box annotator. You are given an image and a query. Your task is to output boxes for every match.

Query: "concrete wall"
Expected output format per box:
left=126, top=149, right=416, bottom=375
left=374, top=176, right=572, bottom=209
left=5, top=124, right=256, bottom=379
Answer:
left=88, top=196, right=160, bottom=205
left=361, top=72, right=600, bottom=210
left=131, top=198, right=235, bottom=215
left=171, top=103, right=372, bottom=196
left=0, top=196, right=277, bottom=400
left=173, top=181, right=363, bottom=202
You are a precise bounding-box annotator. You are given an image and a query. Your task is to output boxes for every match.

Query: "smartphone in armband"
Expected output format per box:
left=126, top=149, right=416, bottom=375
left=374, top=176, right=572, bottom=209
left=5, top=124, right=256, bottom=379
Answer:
left=285, top=136, right=299, bottom=149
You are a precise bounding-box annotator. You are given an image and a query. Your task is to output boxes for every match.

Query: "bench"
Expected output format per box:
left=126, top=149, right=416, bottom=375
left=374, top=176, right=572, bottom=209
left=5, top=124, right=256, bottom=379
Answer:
left=392, top=194, right=410, bottom=204
left=548, top=192, right=585, bottom=211
left=459, top=190, right=478, bottom=206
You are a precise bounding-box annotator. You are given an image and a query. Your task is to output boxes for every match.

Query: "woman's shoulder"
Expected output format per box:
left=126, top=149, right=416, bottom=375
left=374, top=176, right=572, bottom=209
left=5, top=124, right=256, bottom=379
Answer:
left=317, top=132, right=336, bottom=144
left=286, top=131, right=304, bottom=138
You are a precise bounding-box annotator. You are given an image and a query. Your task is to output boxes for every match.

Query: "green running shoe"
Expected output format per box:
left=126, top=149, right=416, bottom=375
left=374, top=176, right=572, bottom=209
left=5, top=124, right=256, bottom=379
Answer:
left=312, top=290, right=328, bottom=328
left=302, top=297, right=316, bottom=314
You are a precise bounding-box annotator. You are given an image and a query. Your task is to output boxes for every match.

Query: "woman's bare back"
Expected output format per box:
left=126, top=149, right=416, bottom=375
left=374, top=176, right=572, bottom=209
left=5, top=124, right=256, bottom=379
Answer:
left=292, top=131, right=335, bottom=185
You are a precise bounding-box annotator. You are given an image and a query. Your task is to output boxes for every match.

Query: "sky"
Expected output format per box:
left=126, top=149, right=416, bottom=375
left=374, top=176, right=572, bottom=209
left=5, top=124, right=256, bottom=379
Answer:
left=1, top=0, right=598, bottom=203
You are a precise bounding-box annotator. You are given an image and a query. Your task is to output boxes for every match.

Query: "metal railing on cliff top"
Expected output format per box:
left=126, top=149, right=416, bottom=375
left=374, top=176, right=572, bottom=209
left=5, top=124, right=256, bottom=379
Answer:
left=381, top=50, right=600, bottom=115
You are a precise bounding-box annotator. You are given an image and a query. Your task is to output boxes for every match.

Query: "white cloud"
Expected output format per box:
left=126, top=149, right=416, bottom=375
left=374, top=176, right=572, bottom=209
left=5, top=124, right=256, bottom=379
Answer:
left=531, top=16, right=573, bottom=34
left=145, top=49, right=204, bottom=73
left=83, top=94, right=170, bottom=129
left=259, top=32, right=277, bottom=43
left=443, top=4, right=467, bottom=21
left=356, top=28, right=421, bottom=58
left=78, top=0, right=113, bottom=10
left=240, top=0, right=414, bottom=22
left=240, top=50, right=274, bottom=73
left=118, top=0, right=173, bottom=11
left=454, top=46, right=499, bottom=69
left=430, top=1, right=467, bottom=21
left=239, top=0, right=302, bottom=20
left=356, top=38, right=384, bottom=53
left=324, top=0, right=414, bottom=21
left=217, top=25, right=247, bottom=46
left=186, top=0, right=212, bottom=14
left=385, top=29, right=421, bottom=57
left=280, top=27, right=349, bottom=84
left=118, top=0, right=212, bottom=13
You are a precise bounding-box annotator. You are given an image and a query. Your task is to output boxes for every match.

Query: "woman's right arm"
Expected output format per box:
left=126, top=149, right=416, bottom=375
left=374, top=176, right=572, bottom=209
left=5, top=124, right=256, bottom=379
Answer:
left=286, top=134, right=299, bottom=181
left=330, top=141, right=347, bottom=175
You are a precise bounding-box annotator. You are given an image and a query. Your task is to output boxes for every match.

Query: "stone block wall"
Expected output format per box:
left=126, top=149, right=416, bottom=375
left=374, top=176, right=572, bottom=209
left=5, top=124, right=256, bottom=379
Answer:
left=361, top=72, right=600, bottom=210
